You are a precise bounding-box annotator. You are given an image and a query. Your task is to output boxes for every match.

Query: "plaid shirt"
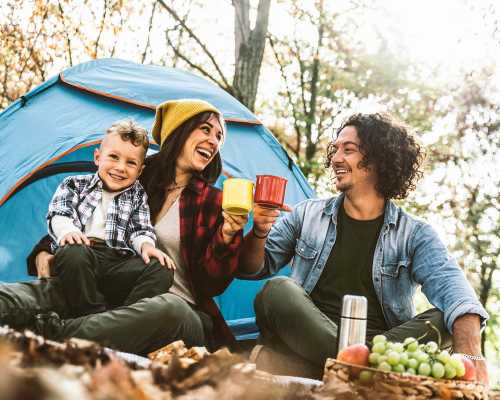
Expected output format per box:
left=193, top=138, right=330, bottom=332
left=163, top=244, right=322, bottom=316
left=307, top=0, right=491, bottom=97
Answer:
left=178, top=177, right=243, bottom=349
left=47, top=173, right=156, bottom=253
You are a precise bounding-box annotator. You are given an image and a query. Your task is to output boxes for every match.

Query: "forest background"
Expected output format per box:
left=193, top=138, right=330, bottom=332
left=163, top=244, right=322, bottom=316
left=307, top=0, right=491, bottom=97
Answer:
left=0, top=0, right=498, bottom=386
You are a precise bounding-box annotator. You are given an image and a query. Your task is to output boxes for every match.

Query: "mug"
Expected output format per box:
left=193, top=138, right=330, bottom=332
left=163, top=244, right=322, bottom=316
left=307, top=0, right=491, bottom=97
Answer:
left=254, top=175, right=287, bottom=209
left=222, top=178, right=254, bottom=215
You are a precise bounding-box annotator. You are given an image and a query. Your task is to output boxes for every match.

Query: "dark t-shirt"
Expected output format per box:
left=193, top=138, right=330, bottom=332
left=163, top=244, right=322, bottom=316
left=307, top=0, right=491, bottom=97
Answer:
left=310, top=203, right=388, bottom=333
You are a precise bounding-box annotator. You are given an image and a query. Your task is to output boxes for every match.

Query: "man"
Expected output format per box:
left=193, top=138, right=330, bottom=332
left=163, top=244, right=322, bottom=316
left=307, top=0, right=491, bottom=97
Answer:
left=243, top=113, right=489, bottom=383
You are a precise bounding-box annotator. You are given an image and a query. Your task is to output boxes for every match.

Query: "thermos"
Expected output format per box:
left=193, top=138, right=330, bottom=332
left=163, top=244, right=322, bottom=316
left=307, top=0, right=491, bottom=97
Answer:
left=337, top=295, right=367, bottom=354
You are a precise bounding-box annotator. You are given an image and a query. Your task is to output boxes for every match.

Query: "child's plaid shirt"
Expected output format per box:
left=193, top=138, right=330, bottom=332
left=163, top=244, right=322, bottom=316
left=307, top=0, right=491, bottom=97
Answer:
left=47, top=173, right=156, bottom=253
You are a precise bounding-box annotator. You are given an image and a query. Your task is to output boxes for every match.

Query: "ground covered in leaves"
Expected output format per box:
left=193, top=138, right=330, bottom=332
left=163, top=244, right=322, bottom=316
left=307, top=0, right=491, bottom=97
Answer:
left=0, top=326, right=498, bottom=400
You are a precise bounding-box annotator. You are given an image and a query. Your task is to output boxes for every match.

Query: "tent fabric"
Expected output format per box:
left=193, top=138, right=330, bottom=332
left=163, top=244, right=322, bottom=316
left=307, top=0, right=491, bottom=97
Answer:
left=0, top=58, right=315, bottom=340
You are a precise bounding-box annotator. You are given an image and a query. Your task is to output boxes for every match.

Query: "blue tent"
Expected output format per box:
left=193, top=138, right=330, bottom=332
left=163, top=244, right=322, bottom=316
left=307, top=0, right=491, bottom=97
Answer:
left=0, top=58, right=314, bottom=339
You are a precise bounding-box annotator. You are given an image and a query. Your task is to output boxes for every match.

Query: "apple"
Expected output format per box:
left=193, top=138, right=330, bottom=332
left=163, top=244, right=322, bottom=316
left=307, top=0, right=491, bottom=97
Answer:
left=459, top=356, right=477, bottom=381
left=337, top=344, right=370, bottom=367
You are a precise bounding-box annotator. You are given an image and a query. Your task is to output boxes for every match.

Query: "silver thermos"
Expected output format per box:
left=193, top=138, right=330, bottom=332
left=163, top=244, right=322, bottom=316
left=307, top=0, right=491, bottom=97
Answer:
left=337, top=295, right=367, bottom=354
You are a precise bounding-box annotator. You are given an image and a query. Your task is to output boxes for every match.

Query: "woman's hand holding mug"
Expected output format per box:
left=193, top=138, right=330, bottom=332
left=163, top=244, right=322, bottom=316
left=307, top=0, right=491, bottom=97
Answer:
left=221, top=212, right=248, bottom=244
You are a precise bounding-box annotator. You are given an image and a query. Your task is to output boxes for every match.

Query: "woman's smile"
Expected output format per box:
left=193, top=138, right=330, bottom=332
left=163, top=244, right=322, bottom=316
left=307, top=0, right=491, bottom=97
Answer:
left=177, top=115, right=223, bottom=173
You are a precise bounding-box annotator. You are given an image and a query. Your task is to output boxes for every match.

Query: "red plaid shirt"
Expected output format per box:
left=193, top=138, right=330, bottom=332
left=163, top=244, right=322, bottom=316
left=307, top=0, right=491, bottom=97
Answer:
left=178, top=177, right=242, bottom=348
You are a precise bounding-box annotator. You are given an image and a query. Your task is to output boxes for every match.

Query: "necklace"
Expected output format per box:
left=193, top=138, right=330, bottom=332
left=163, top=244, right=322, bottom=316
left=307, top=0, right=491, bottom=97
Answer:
left=166, top=184, right=187, bottom=192
left=157, top=186, right=185, bottom=221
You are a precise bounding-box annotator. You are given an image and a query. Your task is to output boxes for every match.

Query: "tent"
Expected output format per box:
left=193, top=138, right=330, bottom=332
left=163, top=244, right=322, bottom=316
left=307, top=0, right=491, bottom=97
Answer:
left=0, top=58, right=315, bottom=340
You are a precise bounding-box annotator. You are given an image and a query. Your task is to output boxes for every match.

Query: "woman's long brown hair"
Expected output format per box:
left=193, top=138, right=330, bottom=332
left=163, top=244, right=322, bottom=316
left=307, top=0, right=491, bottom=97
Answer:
left=140, top=111, right=223, bottom=223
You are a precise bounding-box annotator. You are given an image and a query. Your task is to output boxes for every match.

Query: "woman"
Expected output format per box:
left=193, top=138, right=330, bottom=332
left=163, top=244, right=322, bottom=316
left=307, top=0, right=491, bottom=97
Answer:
left=11, top=99, right=249, bottom=354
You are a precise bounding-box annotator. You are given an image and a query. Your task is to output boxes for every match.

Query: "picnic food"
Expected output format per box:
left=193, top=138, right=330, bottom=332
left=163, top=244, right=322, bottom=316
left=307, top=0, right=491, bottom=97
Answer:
left=457, top=354, right=478, bottom=381
left=367, top=334, right=475, bottom=381
left=336, top=343, right=369, bottom=367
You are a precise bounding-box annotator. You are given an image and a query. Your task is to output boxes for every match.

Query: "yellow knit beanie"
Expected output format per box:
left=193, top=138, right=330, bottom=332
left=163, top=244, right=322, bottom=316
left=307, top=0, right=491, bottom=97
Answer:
left=152, top=99, right=223, bottom=147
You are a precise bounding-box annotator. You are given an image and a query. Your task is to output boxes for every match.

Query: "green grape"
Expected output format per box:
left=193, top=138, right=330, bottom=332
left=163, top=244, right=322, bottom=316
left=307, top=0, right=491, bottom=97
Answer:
left=450, top=355, right=466, bottom=377
left=418, top=362, right=431, bottom=376
left=372, top=342, right=386, bottom=354
left=415, top=351, right=429, bottom=363
left=404, top=337, right=417, bottom=345
left=450, top=355, right=463, bottom=369
left=425, top=341, right=438, bottom=354
left=369, top=352, right=380, bottom=365
left=456, top=362, right=466, bottom=377
left=431, top=362, right=445, bottom=379
left=444, top=364, right=457, bottom=379
left=393, top=364, right=406, bottom=373
left=399, top=352, right=409, bottom=366
left=378, top=355, right=388, bottom=364
left=436, top=350, right=451, bottom=365
left=378, top=362, right=392, bottom=372
left=405, top=338, right=418, bottom=353
left=387, top=351, right=400, bottom=366
left=359, top=370, right=373, bottom=383
left=406, top=367, right=416, bottom=375
left=407, top=358, right=419, bottom=369
left=373, top=335, right=387, bottom=344
left=392, top=342, right=405, bottom=353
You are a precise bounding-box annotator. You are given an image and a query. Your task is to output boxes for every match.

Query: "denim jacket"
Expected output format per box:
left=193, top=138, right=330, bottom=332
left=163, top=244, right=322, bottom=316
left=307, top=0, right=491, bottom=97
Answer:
left=262, top=194, right=488, bottom=333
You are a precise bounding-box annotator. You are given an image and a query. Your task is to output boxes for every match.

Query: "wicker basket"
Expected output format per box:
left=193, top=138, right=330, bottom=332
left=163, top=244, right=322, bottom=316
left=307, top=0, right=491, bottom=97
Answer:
left=322, top=358, right=489, bottom=400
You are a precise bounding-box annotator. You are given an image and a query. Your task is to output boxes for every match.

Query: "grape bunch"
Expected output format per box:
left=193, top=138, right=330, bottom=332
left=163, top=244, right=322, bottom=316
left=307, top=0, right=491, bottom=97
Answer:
left=365, top=335, right=466, bottom=381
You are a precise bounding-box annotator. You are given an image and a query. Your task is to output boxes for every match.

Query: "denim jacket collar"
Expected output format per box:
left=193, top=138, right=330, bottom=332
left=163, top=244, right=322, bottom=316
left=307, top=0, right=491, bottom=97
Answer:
left=384, top=199, right=398, bottom=227
left=324, top=193, right=397, bottom=227
left=323, top=194, right=343, bottom=218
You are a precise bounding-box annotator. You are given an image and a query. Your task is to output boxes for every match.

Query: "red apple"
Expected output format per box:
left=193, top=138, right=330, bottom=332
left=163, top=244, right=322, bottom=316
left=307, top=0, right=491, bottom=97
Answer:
left=459, top=356, right=477, bottom=381
left=337, top=344, right=370, bottom=367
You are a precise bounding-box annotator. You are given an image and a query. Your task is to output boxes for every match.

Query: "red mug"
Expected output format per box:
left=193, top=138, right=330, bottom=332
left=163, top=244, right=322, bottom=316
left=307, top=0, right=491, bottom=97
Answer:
left=254, top=175, right=288, bottom=209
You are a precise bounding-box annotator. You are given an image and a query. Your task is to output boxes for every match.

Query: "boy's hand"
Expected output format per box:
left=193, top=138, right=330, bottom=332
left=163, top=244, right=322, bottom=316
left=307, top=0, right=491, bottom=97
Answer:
left=221, top=212, right=248, bottom=244
left=60, top=231, right=90, bottom=246
left=141, top=243, right=176, bottom=270
left=35, top=251, right=54, bottom=278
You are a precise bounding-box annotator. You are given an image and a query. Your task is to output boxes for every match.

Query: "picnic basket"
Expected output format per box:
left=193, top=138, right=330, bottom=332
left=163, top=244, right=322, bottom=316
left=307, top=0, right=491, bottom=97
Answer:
left=322, top=358, right=489, bottom=400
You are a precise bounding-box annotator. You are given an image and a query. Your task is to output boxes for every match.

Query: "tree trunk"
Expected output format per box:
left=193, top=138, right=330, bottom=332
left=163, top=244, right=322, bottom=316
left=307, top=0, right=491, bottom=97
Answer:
left=233, top=0, right=271, bottom=111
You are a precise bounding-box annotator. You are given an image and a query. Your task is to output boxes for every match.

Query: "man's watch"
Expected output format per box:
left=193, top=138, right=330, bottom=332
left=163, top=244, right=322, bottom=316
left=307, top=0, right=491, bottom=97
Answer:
left=456, top=353, right=486, bottom=361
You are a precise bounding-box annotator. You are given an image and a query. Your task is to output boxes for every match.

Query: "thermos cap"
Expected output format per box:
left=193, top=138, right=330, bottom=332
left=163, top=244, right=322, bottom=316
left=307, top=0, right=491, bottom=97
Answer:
left=341, top=295, right=367, bottom=319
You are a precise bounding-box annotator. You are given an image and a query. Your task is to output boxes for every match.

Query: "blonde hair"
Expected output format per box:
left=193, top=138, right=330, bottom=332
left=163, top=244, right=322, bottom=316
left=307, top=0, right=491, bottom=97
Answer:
left=106, top=119, right=149, bottom=156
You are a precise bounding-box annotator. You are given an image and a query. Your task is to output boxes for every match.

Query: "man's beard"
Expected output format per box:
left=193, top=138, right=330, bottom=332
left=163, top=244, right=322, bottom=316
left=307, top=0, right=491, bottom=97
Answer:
left=335, top=179, right=351, bottom=192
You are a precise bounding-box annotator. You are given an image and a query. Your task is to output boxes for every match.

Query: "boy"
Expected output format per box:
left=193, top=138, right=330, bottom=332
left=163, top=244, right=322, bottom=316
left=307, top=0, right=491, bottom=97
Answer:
left=47, top=119, right=174, bottom=317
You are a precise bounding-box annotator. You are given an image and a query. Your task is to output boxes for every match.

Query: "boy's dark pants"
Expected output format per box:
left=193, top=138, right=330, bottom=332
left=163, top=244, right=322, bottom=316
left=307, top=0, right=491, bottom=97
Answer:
left=0, top=243, right=179, bottom=354
left=255, top=277, right=452, bottom=369
left=54, top=242, right=174, bottom=317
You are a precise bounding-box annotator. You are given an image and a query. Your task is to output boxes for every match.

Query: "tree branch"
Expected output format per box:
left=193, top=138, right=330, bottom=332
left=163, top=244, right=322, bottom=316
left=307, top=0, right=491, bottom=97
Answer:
left=305, top=0, right=324, bottom=150
left=95, top=0, right=109, bottom=59
left=142, top=1, right=157, bottom=63
left=165, top=28, right=233, bottom=95
left=57, top=0, right=73, bottom=66
left=19, top=5, right=49, bottom=79
left=157, top=0, right=232, bottom=90
left=268, top=34, right=302, bottom=157
left=292, top=37, right=308, bottom=117
left=233, top=0, right=250, bottom=62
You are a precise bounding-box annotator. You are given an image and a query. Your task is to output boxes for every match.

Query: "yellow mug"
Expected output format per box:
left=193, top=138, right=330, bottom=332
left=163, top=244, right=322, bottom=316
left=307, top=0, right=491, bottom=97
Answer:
left=222, top=178, right=254, bottom=215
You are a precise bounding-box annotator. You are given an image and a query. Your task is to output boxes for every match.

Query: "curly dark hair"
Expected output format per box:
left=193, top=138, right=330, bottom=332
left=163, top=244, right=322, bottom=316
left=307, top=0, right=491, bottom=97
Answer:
left=325, top=113, right=424, bottom=199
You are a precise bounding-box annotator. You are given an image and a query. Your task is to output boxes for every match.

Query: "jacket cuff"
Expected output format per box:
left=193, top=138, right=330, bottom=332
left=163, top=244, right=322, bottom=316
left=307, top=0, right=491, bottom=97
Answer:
left=445, top=301, right=489, bottom=334
left=213, top=226, right=243, bottom=260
